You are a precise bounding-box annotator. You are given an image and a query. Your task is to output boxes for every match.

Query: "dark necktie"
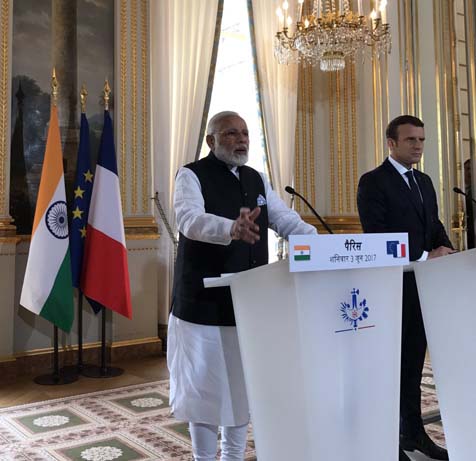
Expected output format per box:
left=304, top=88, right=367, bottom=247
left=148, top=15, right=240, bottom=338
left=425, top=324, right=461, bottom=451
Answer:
left=405, top=170, right=423, bottom=213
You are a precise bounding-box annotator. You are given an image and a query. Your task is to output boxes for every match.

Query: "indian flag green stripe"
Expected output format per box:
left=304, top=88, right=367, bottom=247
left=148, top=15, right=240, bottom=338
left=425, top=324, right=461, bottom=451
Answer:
left=39, top=251, right=74, bottom=332
left=294, top=255, right=311, bottom=261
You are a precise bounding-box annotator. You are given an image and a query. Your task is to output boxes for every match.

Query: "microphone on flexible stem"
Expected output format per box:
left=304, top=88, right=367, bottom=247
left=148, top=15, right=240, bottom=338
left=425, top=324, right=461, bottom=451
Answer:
left=453, top=186, right=476, bottom=205
left=285, top=186, right=333, bottom=234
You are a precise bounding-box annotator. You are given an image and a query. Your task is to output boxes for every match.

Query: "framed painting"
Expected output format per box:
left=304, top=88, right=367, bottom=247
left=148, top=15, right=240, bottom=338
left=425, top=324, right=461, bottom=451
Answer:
left=10, top=0, right=114, bottom=234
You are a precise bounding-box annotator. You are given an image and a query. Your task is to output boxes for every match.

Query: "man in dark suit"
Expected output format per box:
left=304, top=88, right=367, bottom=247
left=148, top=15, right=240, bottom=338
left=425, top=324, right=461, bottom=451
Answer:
left=464, top=159, right=475, bottom=249
left=357, top=115, right=454, bottom=461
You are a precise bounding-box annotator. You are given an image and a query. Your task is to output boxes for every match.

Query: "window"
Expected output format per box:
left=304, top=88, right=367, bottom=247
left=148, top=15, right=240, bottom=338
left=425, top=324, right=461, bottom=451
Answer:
left=201, top=0, right=279, bottom=261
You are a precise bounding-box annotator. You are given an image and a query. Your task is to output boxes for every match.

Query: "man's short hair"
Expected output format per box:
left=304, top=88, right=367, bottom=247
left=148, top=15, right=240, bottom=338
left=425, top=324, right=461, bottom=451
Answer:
left=386, top=115, right=424, bottom=140
left=207, top=111, right=241, bottom=135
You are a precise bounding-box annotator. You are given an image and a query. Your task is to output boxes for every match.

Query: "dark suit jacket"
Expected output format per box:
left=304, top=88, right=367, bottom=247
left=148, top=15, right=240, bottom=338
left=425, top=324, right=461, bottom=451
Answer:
left=357, top=158, right=452, bottom=261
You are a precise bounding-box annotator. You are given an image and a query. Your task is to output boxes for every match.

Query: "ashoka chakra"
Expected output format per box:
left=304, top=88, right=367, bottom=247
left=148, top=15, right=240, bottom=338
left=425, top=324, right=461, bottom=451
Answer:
left=45, top=201, right=68, bottom=239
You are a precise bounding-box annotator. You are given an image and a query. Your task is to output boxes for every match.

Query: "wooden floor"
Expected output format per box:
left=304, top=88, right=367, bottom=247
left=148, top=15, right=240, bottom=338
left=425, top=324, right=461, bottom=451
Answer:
left=0, top=354, right=169, bottom=408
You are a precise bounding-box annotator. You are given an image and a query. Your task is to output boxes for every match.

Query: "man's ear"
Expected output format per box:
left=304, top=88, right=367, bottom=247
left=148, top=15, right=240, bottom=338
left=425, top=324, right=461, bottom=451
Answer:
left=387, top=138, right=396, bottom=150
left=206, top=134, right=215, bottom=150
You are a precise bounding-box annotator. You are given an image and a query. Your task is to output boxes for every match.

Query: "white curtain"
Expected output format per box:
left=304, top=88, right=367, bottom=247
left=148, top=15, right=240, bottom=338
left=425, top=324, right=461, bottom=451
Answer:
left=150, top=0, right=220, bottom=324
left=251, top=0, right=299, bottom=204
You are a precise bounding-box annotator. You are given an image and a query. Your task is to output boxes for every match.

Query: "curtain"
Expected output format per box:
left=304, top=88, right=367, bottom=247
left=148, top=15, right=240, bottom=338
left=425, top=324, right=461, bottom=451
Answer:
left=150, top=0, right=220, bottom=324
left=250, top=0, right=299, bottom=204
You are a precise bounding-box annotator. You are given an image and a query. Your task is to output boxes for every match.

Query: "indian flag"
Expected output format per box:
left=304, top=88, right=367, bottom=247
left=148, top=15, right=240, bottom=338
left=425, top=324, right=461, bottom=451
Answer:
left=20, top=106, right=74, bottom=332
left=293, top=244, right=311, bottom=261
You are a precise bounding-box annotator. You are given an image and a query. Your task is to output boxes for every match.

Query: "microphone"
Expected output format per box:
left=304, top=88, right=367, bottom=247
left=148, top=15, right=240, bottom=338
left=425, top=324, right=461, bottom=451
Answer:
left=453, top=186, right=476, bottom=205
left=285, top=186, right=333, bottom=234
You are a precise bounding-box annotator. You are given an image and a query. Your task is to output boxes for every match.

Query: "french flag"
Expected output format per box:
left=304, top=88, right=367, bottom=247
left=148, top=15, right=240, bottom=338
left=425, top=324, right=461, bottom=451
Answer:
left=80, top=110, right=132, bottom=319
left=386, top=240, right=407, bottom=259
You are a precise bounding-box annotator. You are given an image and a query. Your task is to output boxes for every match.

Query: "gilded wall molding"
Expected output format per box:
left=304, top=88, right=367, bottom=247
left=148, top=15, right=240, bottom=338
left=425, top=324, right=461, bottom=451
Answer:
left=343, top=65, right=350, bottom=212
left=404, top=0, right=416, bottom=115
left=336, top=68, right=343, bottom=214
left=124, top=215, right=158, bottom=238
left=141, top=0, right=149, bottom=214
left=117, top=0, right=155, bottom=231
left=329, top=72, right=336, bottom=214
left=295, top=67, right=301, bottom=213
left=130, top=0, right=138, bottom=214
left=325, top=63, right=359, bottom=217
left=0, top=0, right=10, bottom=219
left=467, top=0, right=476, bottom=160
left=120, top=0, right=127, bottom=207
left=309, top=67, right=316, bottom=211
left=350, top=63, right=358, bottom=205
left=295, top=64, right=315, bottom=214
left=0, top=0, right=14, bottom=236
left=397, top=0, right=405, bottom=114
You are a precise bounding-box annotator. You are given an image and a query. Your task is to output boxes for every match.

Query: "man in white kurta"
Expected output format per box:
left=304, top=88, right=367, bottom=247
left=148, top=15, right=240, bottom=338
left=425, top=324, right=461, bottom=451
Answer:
left=168, top=111, right=316, bottom=461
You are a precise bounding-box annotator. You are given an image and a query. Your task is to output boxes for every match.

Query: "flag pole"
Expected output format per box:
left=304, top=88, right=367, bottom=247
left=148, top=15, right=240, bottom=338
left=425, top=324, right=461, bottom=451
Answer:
left=82, top=307, right=123, bottom=378
left=61, top=85, right=95, bottom=377
left=78, top=292, right=84, bottom=368
left=34, top=325, right=78, bottom=384
left=33, top=69, right=77, bottom=385
left=77, top=87, right=87, bottom=372
left=81, top=79, right=124, bottom=379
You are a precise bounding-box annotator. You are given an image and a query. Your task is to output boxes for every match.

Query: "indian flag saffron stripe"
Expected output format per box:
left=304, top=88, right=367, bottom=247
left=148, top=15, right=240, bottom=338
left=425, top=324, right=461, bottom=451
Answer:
left=294, top=245, right=310, bottom=251
left=20, top=106, right=74, bottom=332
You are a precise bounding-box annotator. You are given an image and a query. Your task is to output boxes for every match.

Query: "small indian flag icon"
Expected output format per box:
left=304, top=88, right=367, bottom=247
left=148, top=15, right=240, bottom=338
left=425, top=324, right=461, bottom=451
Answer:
left=293, top=245, right=311, bottom=261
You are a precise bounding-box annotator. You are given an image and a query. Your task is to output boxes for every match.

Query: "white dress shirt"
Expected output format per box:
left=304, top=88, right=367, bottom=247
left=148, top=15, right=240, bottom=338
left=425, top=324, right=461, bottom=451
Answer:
left=174, top=166, right=316, bottom=244
left=388, top=155, right=428, bottom=261
left=168, top=163, right=316, bottom=426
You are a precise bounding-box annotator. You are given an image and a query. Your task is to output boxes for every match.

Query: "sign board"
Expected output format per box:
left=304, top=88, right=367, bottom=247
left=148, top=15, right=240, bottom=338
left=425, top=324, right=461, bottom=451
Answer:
left=289, top=233, right=409, bottom=272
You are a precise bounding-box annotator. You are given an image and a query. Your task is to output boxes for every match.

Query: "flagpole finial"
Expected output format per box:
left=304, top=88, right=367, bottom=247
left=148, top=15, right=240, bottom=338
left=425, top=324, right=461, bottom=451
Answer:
left=80, top=84, right=88, bottom=113
left=103, top=79, right=111, bottom=111
left=51, top=67, right=58, bottom=107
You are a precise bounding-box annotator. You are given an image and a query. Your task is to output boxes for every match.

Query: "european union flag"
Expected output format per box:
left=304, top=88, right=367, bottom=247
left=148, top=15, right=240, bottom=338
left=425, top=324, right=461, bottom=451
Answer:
left=70, top=113, right=93, bottom=289
left=386, top=240, right=399, bottom=257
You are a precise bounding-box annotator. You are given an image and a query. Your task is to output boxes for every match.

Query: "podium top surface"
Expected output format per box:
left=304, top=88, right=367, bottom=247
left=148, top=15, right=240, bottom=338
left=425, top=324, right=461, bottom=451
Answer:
left=203, top=260, right=286, bottom=288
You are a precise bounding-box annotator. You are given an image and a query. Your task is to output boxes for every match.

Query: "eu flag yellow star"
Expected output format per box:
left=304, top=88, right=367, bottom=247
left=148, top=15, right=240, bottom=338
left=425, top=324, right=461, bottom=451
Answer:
left=83, top=170, right=94, bottom=183
left=79, top=226, right=87, bottom=238
left=72, top=206, right=84, bottom=220
left=74, top=186, right=85, bottom=199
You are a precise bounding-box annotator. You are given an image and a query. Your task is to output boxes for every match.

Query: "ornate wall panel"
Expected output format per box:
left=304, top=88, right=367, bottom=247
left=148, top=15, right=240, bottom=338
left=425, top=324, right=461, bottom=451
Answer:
left=0, top=0, right=14, bottom=236
left=116, top=0, right=157, bottom=236
left=454, top=0, right=476, bottom=249
left=295, top=64, right=315, bottom=214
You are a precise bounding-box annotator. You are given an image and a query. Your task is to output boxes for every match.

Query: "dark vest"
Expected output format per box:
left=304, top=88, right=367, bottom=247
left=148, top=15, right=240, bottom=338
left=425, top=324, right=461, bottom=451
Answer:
left=172, top=153, right=269, bottom=326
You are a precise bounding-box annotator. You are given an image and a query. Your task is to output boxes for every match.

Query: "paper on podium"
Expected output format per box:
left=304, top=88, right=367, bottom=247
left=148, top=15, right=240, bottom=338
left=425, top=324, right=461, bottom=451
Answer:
left=414, top=248, right=476, bottom=461
left=203, top=273, right=235, bottom=288
left=205, top=259, right=403, bottom=461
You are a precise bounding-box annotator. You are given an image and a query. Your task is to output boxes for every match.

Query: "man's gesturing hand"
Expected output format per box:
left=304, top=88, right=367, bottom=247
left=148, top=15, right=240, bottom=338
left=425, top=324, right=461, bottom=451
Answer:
left=230, top=207, right=261, bottom=244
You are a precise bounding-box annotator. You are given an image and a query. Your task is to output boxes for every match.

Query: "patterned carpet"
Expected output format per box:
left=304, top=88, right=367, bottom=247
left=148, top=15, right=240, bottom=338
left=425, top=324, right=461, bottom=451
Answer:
left=0, top=362, right=444, bottom=460
left=0, top=380, right=255, bottom=460
left=421, top=362, right=446, bottom=450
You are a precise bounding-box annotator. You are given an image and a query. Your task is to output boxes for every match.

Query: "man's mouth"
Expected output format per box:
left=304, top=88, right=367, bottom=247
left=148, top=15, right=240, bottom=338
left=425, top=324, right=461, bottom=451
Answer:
left=234, top=148, right=248, bottom=155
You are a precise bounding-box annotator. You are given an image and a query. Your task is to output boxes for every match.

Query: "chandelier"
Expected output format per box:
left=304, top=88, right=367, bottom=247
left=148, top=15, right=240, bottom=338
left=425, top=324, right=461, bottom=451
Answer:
left=274, top=0, right=391, bottom=72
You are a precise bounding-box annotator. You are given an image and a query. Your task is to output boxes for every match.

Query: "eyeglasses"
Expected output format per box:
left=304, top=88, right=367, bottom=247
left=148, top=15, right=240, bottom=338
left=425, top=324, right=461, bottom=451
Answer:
left=212, top=129, right=249, bottom=139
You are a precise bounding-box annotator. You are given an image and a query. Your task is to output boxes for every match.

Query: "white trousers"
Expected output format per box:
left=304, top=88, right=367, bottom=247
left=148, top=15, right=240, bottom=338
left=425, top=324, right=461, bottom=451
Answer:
left=189, top=422, right=248, bottom=461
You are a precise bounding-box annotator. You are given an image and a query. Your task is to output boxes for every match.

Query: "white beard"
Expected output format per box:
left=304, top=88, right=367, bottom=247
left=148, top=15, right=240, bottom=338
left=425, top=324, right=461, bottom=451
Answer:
left=214, top=149, right=249, bottom=167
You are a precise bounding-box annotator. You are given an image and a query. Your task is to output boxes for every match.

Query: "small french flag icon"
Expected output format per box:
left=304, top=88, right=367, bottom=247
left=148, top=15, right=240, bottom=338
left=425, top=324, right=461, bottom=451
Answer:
left=386, top=240, right=406, bottom=258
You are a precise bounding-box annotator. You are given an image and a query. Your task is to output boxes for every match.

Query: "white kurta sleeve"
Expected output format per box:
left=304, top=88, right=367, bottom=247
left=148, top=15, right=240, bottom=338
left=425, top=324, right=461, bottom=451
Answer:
left=261, top=173, right=317, bottom=238
left=174, top=167, right=234, bottom=245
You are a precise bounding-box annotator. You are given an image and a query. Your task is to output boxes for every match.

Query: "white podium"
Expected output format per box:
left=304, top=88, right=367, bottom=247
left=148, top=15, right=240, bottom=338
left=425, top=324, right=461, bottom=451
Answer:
left=413, top=248, right=476, bottom=461
left=207, top=259, right=403, bottom=461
